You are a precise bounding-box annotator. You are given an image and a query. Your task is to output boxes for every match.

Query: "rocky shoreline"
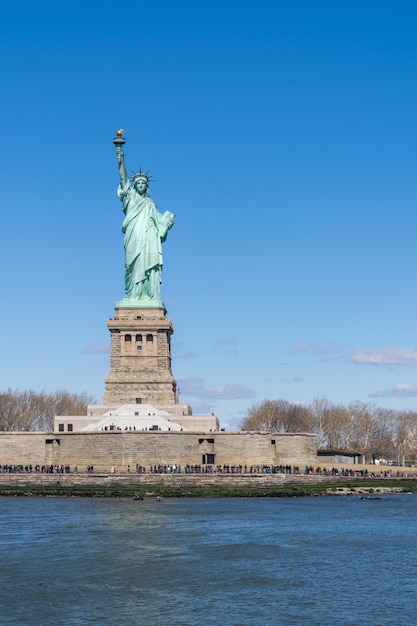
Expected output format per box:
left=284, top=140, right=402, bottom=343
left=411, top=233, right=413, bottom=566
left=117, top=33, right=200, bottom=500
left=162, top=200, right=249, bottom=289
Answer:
left=0, top=471, right=416, bottom=498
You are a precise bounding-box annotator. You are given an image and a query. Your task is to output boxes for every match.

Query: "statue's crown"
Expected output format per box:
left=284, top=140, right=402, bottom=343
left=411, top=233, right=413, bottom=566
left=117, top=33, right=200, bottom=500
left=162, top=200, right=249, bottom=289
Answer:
left=130, top=169, right=154, bottom=184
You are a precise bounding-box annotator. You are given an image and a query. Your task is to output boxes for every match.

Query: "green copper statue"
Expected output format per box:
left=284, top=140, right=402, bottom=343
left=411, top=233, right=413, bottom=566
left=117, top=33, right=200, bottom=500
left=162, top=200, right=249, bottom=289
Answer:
left=113, top=130, right=175, bottom=307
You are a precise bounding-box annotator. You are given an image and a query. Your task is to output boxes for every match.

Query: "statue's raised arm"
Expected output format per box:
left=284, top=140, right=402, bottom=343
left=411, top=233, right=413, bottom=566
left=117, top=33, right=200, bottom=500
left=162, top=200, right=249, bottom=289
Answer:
left=113, top=129, right=128, bottom=188
left=112, top=129, right=175, bottom=309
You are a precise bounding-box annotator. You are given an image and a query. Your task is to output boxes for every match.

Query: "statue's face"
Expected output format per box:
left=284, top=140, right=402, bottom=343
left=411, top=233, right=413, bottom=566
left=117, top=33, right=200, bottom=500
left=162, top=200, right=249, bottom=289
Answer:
left=134, top=178, right=148, bottom=195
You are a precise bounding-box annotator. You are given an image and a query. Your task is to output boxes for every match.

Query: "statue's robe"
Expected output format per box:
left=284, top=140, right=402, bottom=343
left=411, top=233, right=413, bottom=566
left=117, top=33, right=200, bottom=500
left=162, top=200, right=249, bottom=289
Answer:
left=118, top=182, right=174, bottom=301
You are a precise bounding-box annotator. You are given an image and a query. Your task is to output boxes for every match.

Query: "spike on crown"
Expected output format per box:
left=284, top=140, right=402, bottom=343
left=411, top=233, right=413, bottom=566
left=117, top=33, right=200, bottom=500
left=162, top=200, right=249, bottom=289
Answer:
left=130, top=169, right=155, bottom=184
left=133, top=173, right=149, bottom=183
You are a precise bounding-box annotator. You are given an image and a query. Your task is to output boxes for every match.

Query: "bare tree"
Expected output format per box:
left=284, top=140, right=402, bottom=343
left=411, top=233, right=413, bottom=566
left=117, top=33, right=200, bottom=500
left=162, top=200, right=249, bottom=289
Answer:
left=347, top=402, right=395, bottom=463
left=0, top=389, right=24, bottom=431
left=0, top=389, right=96, bottom=431
left=309, top=396, right=351, bottom=449
left=42, top=390, right=96, bottom=430
left=280, top=402, right=313, bottom=433
left=242, top=399, right=313, bottom=433
left=395, top=410, right=417, bottom=465
left=242, top=396, right=403, bottom=463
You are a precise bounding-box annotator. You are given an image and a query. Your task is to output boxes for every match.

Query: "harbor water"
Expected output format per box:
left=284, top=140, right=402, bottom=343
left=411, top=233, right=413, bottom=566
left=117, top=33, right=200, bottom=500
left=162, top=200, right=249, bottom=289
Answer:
left=1, top=493, right=416, bottom=625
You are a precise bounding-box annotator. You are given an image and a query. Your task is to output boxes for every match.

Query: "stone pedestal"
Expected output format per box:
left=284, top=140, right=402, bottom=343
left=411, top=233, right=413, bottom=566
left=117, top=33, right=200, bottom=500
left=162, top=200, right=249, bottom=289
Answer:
left=104, top=306, right=177, bottom=405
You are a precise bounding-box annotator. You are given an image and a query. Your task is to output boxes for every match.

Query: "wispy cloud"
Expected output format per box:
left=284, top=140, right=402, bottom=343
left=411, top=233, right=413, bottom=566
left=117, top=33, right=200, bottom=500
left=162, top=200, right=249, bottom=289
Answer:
left=288, top=341, right=344, bottom=359
left=280, top=376, right=305, bottom=384
left=172, top=342, right=200, bottom=359
left=178, top=376, right=256, bottom=400
left=349, top=348, right=417, bottom=367
left=214, top=339, right=238, bottom=356
left=82, top=345, right=110, bottom=354
left=370, top=383, right=417, bottom=398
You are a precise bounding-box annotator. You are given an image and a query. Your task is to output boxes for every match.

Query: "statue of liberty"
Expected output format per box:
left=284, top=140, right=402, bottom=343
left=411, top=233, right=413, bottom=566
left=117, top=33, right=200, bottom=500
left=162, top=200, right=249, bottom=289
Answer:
left=113, top=130, right=175, bottom=307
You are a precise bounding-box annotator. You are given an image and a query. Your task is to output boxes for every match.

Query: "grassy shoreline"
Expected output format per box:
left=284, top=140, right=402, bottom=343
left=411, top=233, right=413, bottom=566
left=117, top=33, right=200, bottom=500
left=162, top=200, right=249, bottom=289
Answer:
left=1, top=479, right=417, bottom=499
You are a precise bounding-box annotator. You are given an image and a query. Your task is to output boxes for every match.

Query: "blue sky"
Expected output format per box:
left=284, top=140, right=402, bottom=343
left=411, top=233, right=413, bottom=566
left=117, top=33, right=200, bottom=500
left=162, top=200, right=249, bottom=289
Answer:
left=1, top=1, right=417, bottom=430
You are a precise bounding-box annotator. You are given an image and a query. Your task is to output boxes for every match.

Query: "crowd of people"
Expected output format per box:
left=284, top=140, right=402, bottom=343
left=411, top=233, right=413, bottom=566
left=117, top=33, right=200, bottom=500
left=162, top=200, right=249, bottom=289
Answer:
left=1, top=464, right=71, bottom=474
left=1, top=463, right=412, bottom=478
left=134, top=464, right=304, bottom=474
left=305, top=466, right=393, bottom=477
left=2, top=462, right=301, bottom=475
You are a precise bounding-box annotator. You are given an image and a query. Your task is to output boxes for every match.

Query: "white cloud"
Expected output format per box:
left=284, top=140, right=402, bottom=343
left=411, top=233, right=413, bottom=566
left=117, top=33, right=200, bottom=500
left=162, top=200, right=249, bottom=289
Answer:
left=178, top=376, right=256, bottom=400
left=82, top=345, right=110, bottom=354
left=370, top=383, right=417, bottom=398
left=349, top=348, right=417, bottom=367
left=288, top=341, right=344, bottom=359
